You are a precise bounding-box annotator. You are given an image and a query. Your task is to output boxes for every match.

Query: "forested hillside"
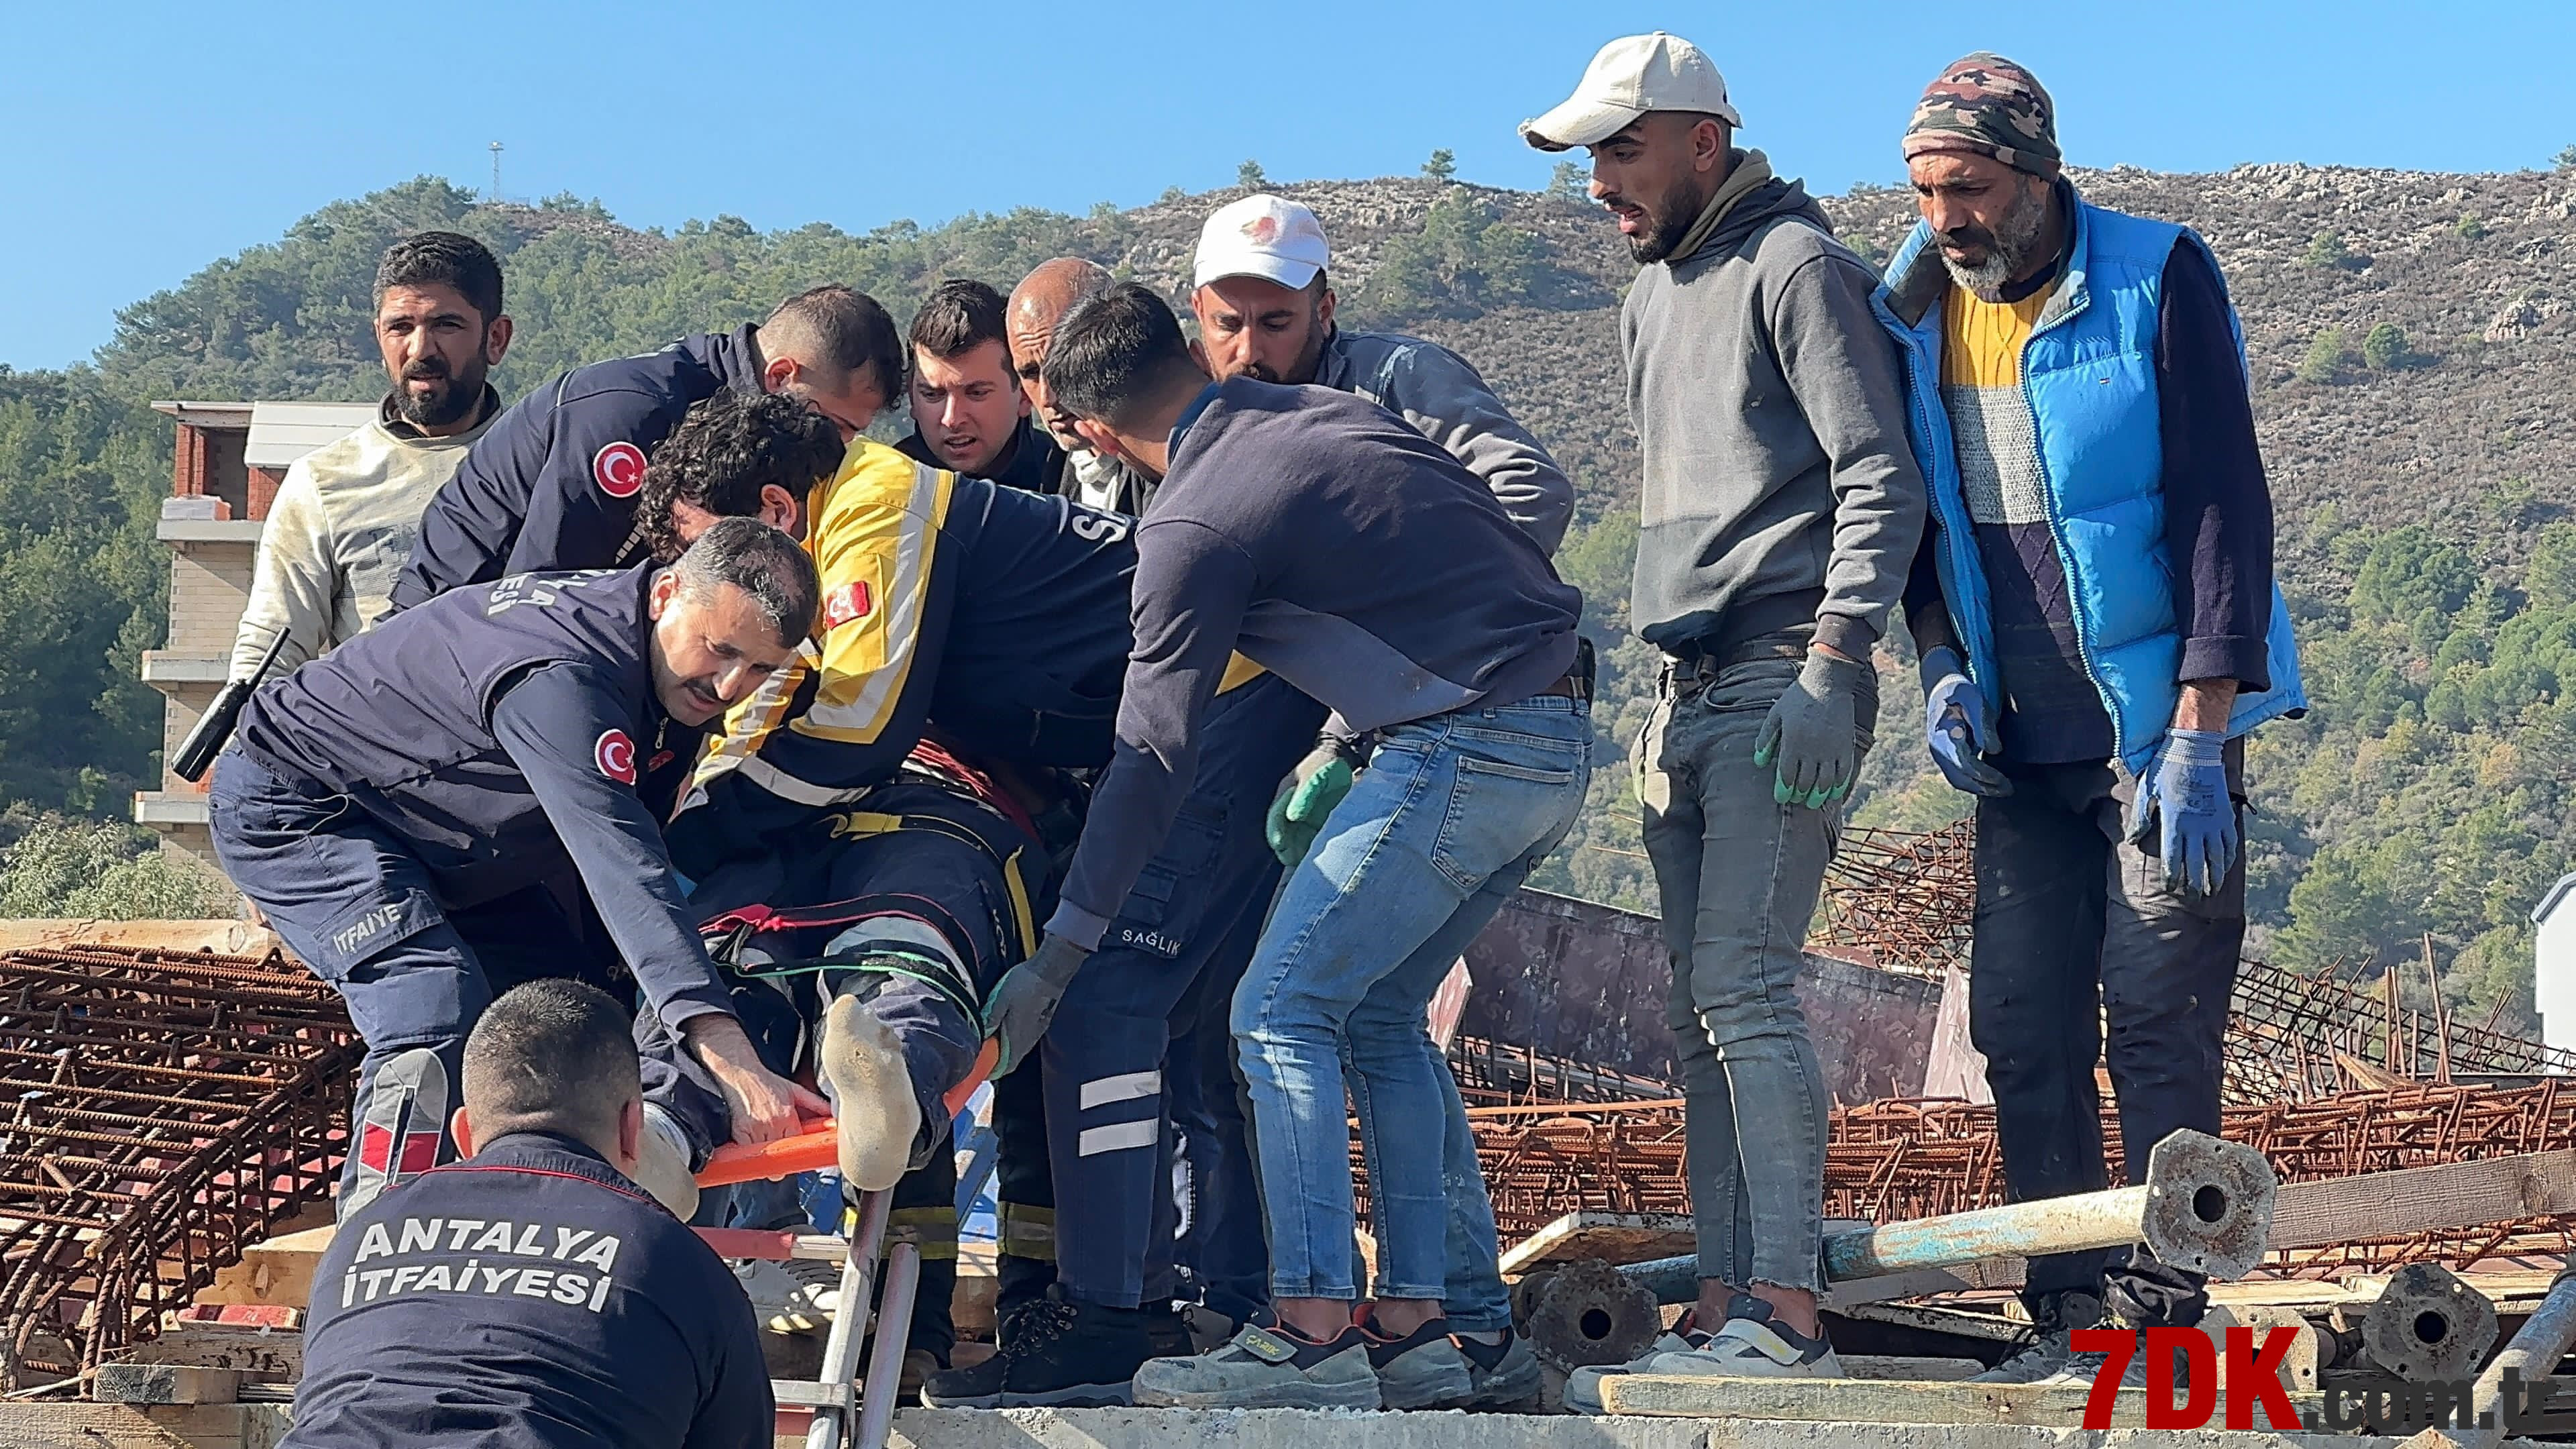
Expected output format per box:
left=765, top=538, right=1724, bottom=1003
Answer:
left=7, top=164, right=2574, bottom=1028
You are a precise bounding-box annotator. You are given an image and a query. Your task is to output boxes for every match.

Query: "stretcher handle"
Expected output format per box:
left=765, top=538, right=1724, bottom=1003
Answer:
left=694, top=1037, right=1000, bottom=1188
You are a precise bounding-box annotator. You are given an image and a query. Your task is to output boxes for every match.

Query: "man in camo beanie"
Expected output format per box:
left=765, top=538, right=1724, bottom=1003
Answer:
left=1901, top=52, right=2061, bottom=178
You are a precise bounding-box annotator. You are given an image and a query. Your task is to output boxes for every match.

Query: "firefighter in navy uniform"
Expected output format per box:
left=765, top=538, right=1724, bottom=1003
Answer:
left=643, top=394, right=1322, bottom=1405
left=209, top=519, right=826, bottom=1217
left=285, top=979, right=771, bottom=1449
left=389, top=285, right=901, bottom=610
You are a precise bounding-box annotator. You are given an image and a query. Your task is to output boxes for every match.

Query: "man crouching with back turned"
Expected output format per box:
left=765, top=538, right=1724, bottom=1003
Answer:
left=285, top=979, right=773, bottom=1448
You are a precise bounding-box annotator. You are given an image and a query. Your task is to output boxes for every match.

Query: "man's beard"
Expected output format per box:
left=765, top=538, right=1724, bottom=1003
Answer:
left=1236, top=313, right=1330, bottom=386
left=1937, top=180, right=2053, bottom=302
left=393, top=356, right=486, bottom=429
left=1623, top=176, right=1708, bottom=265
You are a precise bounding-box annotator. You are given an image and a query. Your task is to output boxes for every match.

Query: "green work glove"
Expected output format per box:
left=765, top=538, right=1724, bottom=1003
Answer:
left=982, top=932, right=1089, bottom=1077
left=1265, top=740, right=1356, bottom=867
left=1752, top=649, right=1868, bottom=810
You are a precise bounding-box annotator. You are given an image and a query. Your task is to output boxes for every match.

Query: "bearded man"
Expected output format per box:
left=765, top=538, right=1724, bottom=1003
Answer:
left=228, top=232, right=515, bottom=677
left=1519, top=32, right=1926, bottom=1399
left=1878, top=54, right=2304, bottom=1384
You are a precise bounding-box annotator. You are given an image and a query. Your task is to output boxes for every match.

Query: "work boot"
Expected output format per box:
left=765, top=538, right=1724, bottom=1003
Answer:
left=633, top=1105, right=701, bottom=1220
left=1131, top=1316, right=1383, bottom=1410
left=1452, top=1328, right=1543, bottom=1408
left=1972, top=1291, right=2104, bottom=1385
left=1359, top=1310, right=1472, bottom=1410
left=732, top=1256, right=842, bottom=1335
left=818, top=992, right=920, bottom=1193
left=918, top=1287, right=1157, bottom=1408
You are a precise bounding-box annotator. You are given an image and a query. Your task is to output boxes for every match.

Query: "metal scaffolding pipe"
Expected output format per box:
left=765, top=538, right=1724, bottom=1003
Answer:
left=1623, top=1130, right=2275, bottom=1303
left=2437, top=1258, right=2576, bottom=1449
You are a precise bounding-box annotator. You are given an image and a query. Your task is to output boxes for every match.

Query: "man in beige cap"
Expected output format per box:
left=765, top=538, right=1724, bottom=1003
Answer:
left=1523, top=32, right=1926, bottom=1398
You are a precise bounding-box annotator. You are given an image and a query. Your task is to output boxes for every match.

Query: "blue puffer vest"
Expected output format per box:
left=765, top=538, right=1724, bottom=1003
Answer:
left=1872, top=194, right=2306, bottom=774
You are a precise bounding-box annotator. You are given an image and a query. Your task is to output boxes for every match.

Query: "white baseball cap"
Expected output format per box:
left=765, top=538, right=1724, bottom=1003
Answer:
left=1193, top=194, right=1332, bottom=291
left=1521, top=32, right=1741, bottom=153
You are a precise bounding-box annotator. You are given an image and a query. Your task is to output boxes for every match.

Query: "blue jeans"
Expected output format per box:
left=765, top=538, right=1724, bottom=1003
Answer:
left=1232, top=694, right=1592, bottom=1328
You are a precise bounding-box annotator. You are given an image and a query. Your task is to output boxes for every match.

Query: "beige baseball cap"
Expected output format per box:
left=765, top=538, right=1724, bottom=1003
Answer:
left=1520, top=32, right=1740, bottom=152
left=1193, top=195, right=1332, bottom=290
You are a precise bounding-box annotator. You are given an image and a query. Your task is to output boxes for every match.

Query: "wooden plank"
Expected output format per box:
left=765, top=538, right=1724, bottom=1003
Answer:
left=2271, top=1148, right=2576, bottom=1249
left=94, top=1364, right=242, bottom=1406
left=193, top=1226, right=334, bottom=1309
left=1841, top=1354, right=1987, bottom=1382
left=1498, top=1213, right=1697, bottom=1276
left=0, top=1403, right=274, bottom=1449
left=126, top=1326, right=303, bottom=1380
left=0, top=919, right=282, bottom=958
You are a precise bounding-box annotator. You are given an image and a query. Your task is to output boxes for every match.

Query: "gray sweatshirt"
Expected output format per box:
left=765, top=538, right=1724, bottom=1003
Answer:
left=1047, top=380, right=1581, bottom=950
left=1623, top=178, right=1926, bottom=659
left=1319, top=329, right=1574, bottom=554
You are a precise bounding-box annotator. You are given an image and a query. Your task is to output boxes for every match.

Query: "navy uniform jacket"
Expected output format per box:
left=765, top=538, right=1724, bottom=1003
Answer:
left=896, top=415, right=1067, bottom=499
left=284, top=1131, right=770, bottom=1449
left=234, top=564, right=733, bottom=1029
left=391, top=328, right=763, bottom=610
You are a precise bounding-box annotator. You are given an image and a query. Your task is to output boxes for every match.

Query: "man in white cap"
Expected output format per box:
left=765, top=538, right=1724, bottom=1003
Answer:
left=1523, top=34, right=1927, bottom=1397
left=1191, top=193, right=1578, bottom=869
left=1191, top=195, right=1570, bottom=552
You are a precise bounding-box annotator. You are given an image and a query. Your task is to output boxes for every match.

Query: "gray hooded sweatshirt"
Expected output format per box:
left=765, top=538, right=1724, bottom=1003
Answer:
left=1623, top=171, right=1926, bottom=661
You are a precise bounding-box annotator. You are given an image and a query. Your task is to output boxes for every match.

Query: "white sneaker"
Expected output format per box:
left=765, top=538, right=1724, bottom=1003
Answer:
left=1697, top=1307, right=1843, bottom=1379
left=733, top=1256, right=845, bottom=1334
left=818, top=993, right=920, bottom=1193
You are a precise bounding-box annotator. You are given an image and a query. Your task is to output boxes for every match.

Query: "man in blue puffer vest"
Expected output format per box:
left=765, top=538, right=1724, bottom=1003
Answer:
left=1878, top=55, right=2306, bottom=1385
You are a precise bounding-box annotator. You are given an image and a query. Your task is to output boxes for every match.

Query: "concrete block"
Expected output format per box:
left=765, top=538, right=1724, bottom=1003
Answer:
left=93, top=1362, right=241, bottom=1405
left=888, top=1407, right=1711, bottom=1449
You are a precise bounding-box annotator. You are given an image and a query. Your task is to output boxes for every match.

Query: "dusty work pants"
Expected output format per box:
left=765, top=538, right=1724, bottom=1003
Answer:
left=1638, top=642, right=1873, bottom=1296
left=208, top=749, right=623, bottom=1216
left=1972, top=743, right=2247, bottom=1330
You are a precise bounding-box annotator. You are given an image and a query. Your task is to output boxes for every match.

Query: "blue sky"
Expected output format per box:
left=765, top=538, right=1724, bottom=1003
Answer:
left=7, top=0, right=2572, bottom=368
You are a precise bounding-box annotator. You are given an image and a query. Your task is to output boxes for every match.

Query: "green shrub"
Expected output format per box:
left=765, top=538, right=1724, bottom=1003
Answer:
left=2362, top=322, right=2410, bottom=371
left=0, top=816, right=233, bottom=920
left=1546, top=161, right=1587, bottom=203
left=1421, top=148, right=1457, bottom=183
left=2303, top=230, right=2353, bottom=268
left=1236, top=159, right=1267, bottom=189
left=2297, top=327, right=2353, bottom=384
left=2456, top=213, right=2487, bottom=240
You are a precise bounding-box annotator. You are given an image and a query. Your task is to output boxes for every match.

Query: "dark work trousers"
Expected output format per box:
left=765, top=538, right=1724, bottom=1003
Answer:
left=208, top=750, right=624, bottom=1213
left=1040, top=672, right=1323, bottom=1311
left=1167, top=898, right=1273, bottom=1326
left=637, top=792, right=1032, bottom=1368
left=1970, top=740, right=2247, bottom=1330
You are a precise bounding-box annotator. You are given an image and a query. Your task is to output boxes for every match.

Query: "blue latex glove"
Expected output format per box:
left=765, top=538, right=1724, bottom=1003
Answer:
left=2125, top=727, right=2237, bottom=897
left=1919, top=647, right=2012, bottom=798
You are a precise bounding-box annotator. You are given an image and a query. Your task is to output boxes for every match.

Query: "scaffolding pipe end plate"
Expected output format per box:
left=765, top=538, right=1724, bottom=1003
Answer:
left=2139, top=1130, right=2277, bottom=1280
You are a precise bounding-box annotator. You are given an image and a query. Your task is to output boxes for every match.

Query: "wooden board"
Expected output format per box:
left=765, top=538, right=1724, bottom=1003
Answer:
left=0, top=1402, right=286, bottom=1449
left=193, top=1226, right=334, bottom=1309
left=2271, top=1148, right=2576, bottom=1250
left=0, top=919, right=282, bottom=957
left=94, top=1364, right=241, bottom=1406
left=1498, top=1213, right=1697, bottom=1276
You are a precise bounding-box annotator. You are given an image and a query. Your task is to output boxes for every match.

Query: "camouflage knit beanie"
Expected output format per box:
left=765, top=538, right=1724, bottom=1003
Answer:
left=1902, top=52, right=2061, bottom=178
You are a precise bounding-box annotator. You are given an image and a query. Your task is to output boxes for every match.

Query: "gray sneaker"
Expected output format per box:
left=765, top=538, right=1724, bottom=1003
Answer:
left=1362, top=1315, right=1473, bottom=1410
left=1454, top=1330, right=1542, bottom=1407
left=1969, top=1334, right=2072, bottom=1384
left=1132, top=1320, right=1382, bottom=1410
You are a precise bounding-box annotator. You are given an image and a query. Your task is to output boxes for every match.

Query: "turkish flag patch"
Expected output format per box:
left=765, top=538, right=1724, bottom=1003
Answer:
left=592, top=440, right=647, bottom=498
left=595, top=729, right=637, bottom=785
left=820, top=580, right=873, bottom=630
